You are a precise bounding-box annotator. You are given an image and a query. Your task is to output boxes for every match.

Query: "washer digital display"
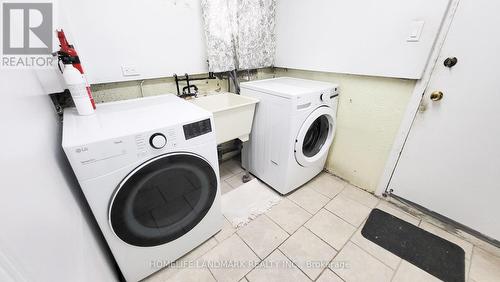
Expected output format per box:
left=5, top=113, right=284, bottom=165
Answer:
left=183, top=119, right=212, bottom=140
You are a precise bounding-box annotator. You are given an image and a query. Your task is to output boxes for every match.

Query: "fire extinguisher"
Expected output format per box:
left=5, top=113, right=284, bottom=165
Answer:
left=62, top=64, right=95, bottom=115
left=56, top=29, right=96, bottom=115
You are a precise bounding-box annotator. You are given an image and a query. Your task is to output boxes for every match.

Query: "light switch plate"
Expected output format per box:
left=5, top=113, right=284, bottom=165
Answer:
left=121, top=65, right=140, bottom=77
left=407, top=20, right=425, bottom=42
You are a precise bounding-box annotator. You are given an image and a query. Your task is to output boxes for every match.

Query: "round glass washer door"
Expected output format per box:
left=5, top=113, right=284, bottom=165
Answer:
left=295, top=106, right=336, bottom=167
left=109, top=153, right=218, bottom=247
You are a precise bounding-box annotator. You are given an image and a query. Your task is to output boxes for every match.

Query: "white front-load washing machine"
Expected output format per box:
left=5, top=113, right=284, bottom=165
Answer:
left=241, top=77, right=339, bottom=195
left=62, top=95, right=222, bottom=281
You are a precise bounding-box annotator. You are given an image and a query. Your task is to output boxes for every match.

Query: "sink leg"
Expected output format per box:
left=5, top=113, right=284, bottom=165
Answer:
left=240, top=140, right=251, bottom=183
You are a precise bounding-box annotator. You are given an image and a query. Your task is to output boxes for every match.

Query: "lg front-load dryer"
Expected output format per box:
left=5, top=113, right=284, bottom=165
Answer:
left=62, top=95, right=222, bottom=281
left=241, top=77, right=339, bottom=195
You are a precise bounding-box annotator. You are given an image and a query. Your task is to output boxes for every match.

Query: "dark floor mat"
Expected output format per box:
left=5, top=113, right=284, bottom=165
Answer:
left=361, top=209, right=465, bottom=282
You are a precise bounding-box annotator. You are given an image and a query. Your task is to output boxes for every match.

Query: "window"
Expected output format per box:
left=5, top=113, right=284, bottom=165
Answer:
left=302, top=115, right=330, bottom=158
left=110, top=154, right=217, bottom=247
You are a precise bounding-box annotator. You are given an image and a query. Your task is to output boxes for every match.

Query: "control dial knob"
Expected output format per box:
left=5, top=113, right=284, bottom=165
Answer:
left=320, top=92, right=328, bottom=101
left=150, top=133, right=167, bottom=149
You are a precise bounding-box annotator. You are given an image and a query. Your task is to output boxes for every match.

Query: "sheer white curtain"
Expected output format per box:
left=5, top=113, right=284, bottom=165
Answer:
left=201, top=0, right=276, bottom=72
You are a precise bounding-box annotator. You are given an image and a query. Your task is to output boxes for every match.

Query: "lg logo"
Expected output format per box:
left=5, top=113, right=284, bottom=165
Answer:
left=75, top=147, right=89, bottom=154
left=2, top=2, right=53, bottom=55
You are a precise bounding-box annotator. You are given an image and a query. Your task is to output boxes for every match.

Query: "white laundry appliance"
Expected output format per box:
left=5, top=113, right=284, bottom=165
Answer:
left=62, top=95, right=222, bottom=281
left=241, top=77, right=339, bottom=195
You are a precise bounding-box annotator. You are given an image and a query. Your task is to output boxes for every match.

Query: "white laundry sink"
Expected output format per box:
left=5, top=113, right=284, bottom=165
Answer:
left=190, top=93, right=259, bottom=145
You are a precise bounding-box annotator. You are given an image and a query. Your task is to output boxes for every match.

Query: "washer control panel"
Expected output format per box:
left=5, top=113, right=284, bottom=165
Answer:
left=320, top=87, right=339, bottom=102
left=135, top=128, right=177, bottom=157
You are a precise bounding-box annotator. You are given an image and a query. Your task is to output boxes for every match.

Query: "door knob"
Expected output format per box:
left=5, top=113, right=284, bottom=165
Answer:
left=444, top=57, right=458, bottom=68
left=430, top=91, right=444, bottom=101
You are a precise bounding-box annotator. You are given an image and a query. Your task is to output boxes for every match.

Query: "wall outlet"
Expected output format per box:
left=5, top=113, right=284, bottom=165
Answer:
left=121, top=66, right=140, bottom=77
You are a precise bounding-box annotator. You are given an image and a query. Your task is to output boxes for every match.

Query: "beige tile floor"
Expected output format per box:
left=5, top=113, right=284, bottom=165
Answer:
left=145, top=160, right=500, bottom=282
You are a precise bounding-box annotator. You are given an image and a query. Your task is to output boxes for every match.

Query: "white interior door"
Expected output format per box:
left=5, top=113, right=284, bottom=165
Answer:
left=388, top=0, right=500, bottom=241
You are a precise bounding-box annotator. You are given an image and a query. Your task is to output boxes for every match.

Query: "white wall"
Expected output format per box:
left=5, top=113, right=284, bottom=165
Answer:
left=57, top=0, right=208, bottom=84
left=0, top=70, right=117, bottom=282
left=275, top=0, right=450, bottom=79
